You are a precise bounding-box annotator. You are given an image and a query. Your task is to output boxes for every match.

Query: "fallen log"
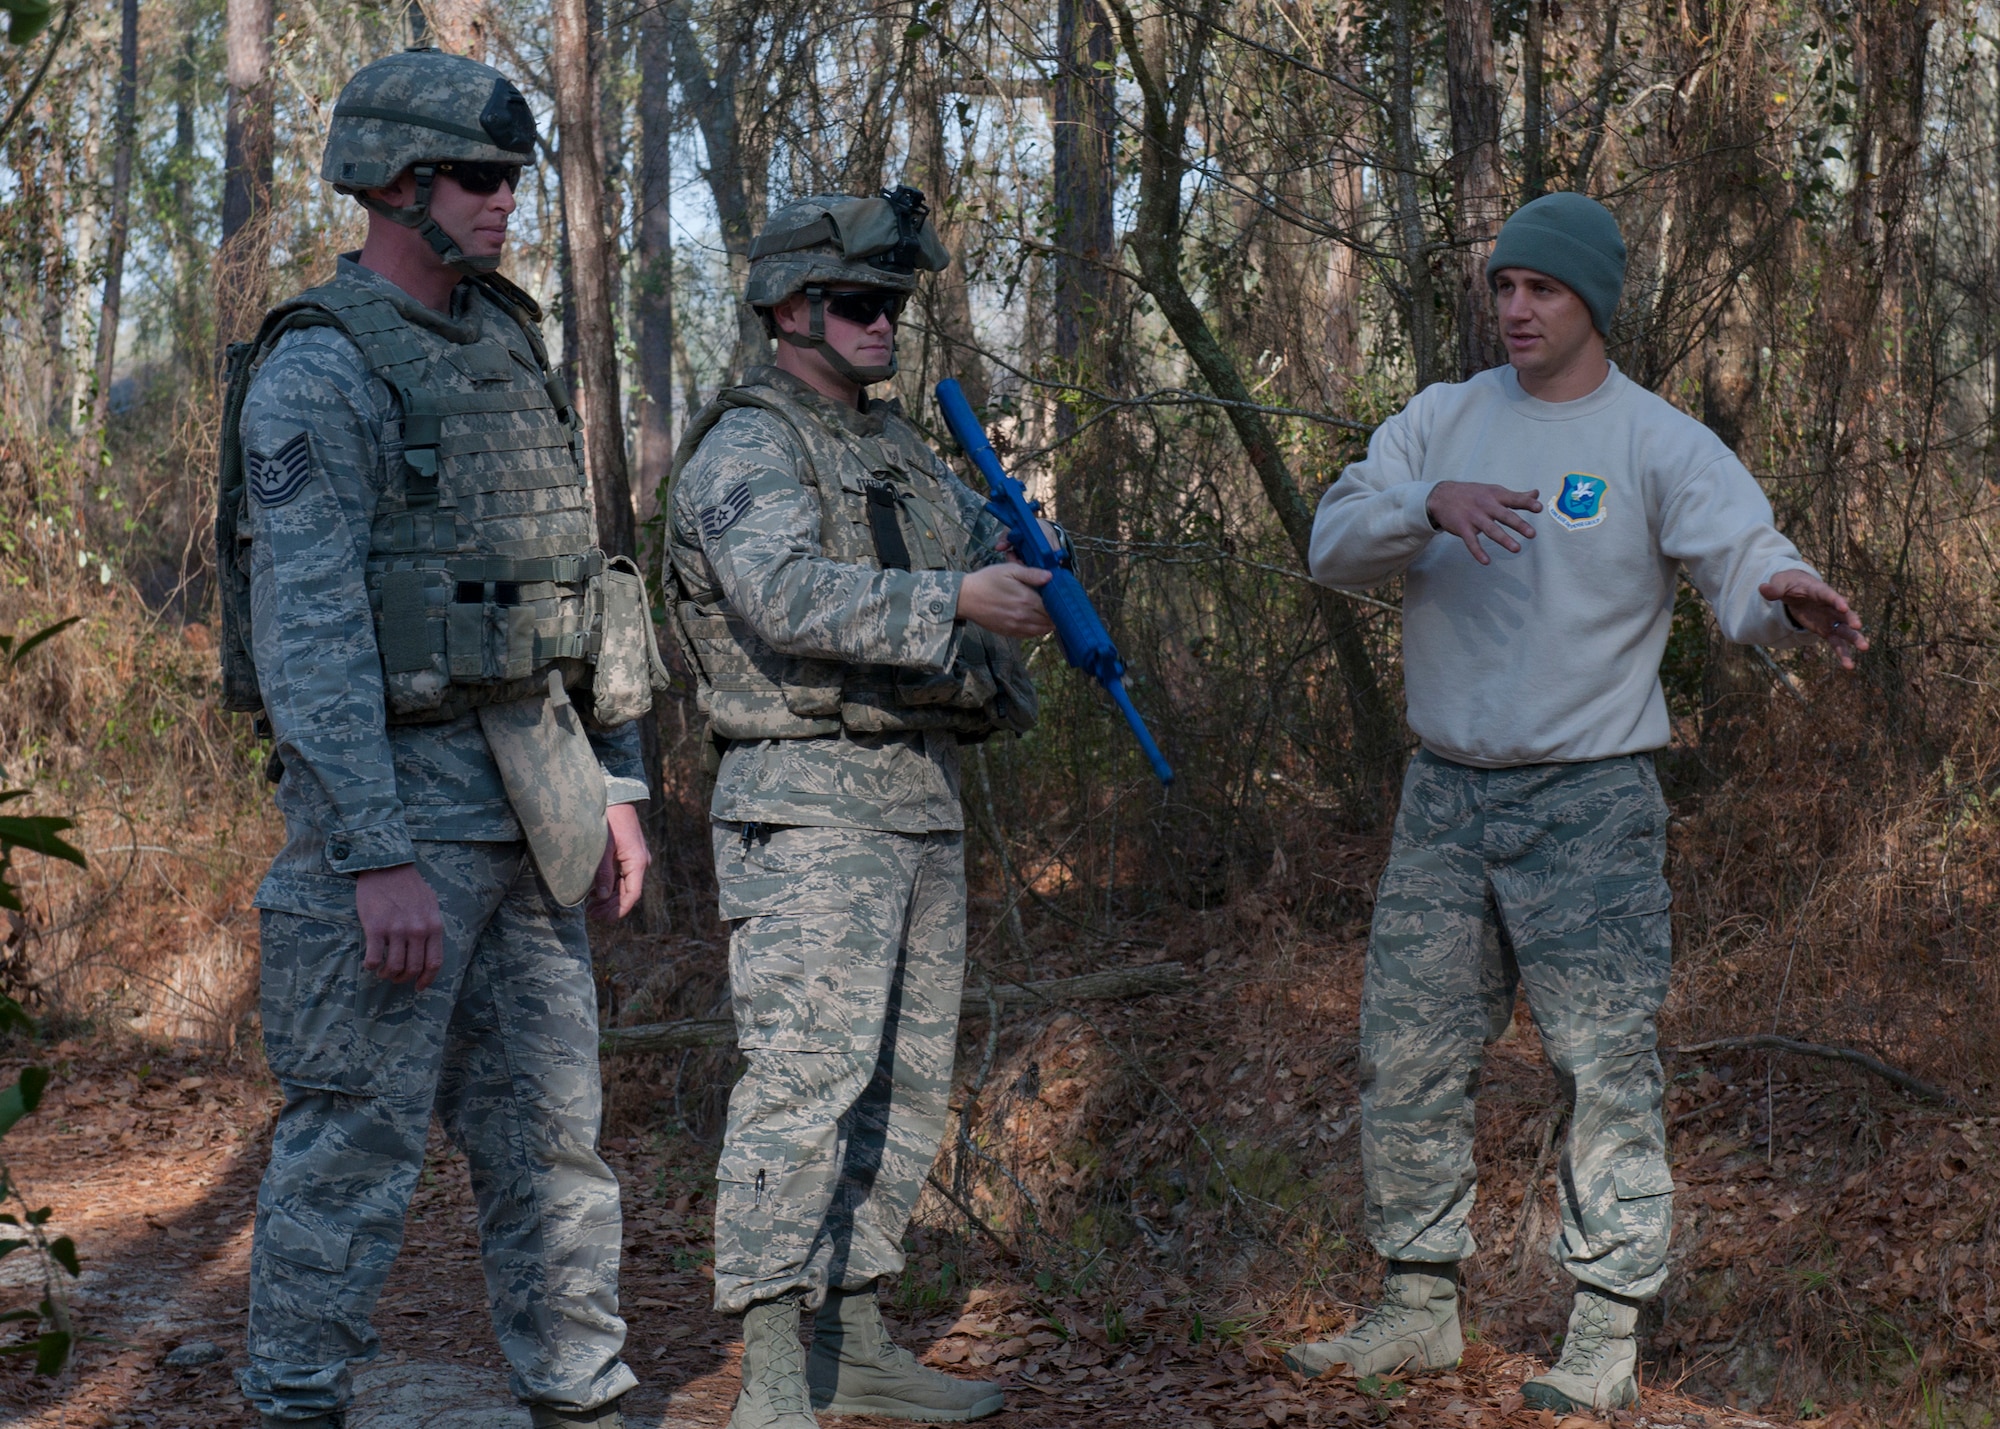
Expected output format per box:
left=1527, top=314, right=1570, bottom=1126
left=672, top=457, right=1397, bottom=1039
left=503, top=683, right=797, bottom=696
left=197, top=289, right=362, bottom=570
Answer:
left=600, top=960, right=1192, bottom=1057
left=1668, top=1034, right=1966, bottom=1108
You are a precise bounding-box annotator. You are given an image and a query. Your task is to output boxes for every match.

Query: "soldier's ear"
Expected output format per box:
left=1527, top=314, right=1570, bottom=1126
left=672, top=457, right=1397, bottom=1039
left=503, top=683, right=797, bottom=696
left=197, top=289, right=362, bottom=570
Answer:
left=768, top=293, right=807, bottom=337
left=364, top=169, right=418, bottom=208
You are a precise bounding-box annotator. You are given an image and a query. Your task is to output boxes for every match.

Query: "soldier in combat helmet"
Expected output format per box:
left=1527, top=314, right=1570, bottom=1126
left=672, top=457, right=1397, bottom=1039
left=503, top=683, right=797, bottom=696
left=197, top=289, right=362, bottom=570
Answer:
left=220, top=47, right=663, bottom=1429
left=664, top=189, right=1050, bottom=1427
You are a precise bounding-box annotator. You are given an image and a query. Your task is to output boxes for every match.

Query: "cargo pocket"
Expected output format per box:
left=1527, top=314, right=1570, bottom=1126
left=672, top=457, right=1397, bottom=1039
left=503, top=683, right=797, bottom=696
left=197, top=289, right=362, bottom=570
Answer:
left=714, top=825, right=872, bottom=1051
left=728, top=912, right=824, bottom=1051
left=1612, top=1161, right=1676, bottom=1201
left=1595, top=873, right=1671, bottom=919
left=256, top=872, right=397, bottom=1097
left=1594, top=872, right=1672, bottom=980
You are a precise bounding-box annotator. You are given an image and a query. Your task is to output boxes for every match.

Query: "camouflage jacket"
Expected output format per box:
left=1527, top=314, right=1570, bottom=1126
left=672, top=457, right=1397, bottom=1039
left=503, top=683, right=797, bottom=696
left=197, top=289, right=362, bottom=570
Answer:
left=668, top=366, right=1013, bottom=833
left=241, top=258, right=645, bottom=877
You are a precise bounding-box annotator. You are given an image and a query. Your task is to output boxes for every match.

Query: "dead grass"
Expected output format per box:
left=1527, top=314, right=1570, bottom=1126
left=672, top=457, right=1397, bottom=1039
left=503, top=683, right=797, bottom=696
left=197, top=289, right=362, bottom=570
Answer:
left=0, top=443, right=277, bottom=1050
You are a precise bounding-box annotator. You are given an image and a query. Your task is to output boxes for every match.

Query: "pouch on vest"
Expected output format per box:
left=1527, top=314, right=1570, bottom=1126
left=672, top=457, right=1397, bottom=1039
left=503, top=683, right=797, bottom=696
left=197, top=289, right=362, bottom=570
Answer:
left=582, top=555, right=673, bottom=729
left=476, top=673, right=609, bottom=907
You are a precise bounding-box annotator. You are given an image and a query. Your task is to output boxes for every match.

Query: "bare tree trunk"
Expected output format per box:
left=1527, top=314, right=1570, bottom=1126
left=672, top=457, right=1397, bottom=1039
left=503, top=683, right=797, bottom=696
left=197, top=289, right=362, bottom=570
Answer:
left=217, top=0, right=274, bottom=358
left=905, top=82, right=987, bottom=411
left=634, top=8, right=676, bottom=513
left=172, top=27, right=201, bottom=372
left=1522, top=0, right=1546, bottom=202
left=1051, top=0, right=1119, bottom=552
left=1802, top=0, right=1934, bottom=671
left=1108, top=0, right=1397, bottom=796
left=663, top=0, right=766, bottom=379
left=1325, top=161, right=1364, bottom=381
left=90, top=0, right=138, bottom=456
left=421, top=0, right=487, bottom=60
left=590, top=0, right=626, bottom=307
left=628, top=4, right=682, bottom=935
left=551, top=0, right=636, bottom=560
left=1571, top=1, right=1622, bottom=191
left=1446, top=0, right=1505, bottom=378
left=1387, top=0, right=1440, bottom=389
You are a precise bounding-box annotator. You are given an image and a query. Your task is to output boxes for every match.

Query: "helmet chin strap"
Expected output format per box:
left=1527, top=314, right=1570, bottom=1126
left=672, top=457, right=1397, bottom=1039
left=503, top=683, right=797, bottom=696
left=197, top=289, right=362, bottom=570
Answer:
left=357, top=164, right=503, bottom=277
left=775, top=287, right=897, bottom=385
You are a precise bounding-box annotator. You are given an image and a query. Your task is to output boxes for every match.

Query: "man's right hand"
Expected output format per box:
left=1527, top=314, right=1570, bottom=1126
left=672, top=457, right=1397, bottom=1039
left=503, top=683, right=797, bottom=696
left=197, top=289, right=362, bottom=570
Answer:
left=1427, top=480, right=1544, bottom=565
left=356, top=863, right=445, bottom=990
left=956, top=564, right=1055, bottom=638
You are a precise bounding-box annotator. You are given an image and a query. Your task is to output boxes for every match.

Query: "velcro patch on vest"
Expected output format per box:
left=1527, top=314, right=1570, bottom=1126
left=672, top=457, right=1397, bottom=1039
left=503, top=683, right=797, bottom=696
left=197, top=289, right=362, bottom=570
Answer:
left=699, top=482, right=755, bottom=543
left=248, top=431, right=316, bottom=508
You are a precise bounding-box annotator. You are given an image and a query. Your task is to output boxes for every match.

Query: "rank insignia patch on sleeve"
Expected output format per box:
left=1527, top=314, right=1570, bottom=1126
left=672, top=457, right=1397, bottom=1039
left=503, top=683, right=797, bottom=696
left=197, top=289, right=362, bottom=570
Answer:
left=698, top=482, right=755, bottom=542
left=248, top=431, right=316, bottom=508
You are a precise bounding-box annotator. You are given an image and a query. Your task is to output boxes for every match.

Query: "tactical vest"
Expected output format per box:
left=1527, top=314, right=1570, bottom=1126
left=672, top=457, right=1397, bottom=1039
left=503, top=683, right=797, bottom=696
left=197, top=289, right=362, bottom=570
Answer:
left=665, top=377, right=1036, bottom=743
left=217, top=268, right=665, bottom=729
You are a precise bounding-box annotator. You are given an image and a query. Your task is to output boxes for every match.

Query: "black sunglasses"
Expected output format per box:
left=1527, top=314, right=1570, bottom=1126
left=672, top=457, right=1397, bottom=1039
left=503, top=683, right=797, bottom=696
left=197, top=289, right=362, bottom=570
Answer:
left=821, top=289, right=907, bottom=327
left=433, top=161, right=523, bottom=195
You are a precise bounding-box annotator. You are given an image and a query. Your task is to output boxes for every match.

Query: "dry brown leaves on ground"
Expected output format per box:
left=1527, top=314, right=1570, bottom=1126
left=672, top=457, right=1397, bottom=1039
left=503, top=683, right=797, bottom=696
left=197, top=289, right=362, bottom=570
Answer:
left=0, top=1030, right=1939, bottom=1429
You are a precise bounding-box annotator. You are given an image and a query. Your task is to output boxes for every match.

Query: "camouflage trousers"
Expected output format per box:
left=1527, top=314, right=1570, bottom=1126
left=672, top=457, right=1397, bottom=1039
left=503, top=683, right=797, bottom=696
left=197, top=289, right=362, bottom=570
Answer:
left=708, top=821, right=966, bottom=1315
left=1360, top=750, right=1675, bottom=1300
left=239, top=832, right=634, bottom=1418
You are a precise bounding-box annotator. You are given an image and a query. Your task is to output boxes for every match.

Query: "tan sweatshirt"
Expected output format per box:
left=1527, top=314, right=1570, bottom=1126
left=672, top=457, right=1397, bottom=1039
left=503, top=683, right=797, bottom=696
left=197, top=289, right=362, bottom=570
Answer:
left=1309, top=363, right=1815, bottom=768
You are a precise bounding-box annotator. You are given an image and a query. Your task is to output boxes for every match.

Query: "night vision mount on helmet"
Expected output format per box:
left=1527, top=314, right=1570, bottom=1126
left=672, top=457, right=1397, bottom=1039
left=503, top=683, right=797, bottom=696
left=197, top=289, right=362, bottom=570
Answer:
left=322, top=45, right=538, bottom=276
left=746, top=185, right=951, bottom=385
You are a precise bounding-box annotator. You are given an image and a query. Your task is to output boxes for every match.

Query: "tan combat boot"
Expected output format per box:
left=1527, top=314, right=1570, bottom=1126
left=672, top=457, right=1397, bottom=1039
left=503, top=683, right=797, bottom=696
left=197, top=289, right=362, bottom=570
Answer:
left=808, top=1285, right=1004, bottom=1421
left=1520, top=1287, right=1641, bottom=1413
left=729, top=1296, right=819, bottom=1429
left=1282, top=1263, right=1463, bottom=1379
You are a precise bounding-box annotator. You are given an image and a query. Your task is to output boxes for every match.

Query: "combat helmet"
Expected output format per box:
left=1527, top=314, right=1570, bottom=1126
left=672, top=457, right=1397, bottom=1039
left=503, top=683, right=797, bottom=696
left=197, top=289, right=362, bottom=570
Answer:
left=747, top=186, right=951, bottom=384
left=322, top=44, right=538, bottom=275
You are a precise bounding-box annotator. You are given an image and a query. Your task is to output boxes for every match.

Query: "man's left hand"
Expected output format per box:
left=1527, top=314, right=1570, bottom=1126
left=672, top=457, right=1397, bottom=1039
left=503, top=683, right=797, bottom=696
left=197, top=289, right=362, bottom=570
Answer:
left=1761, top=568, right=1869, bottom=670
left=995, top=518, right=1066, bottom=566
left=589, top=802, right=650, bottom=921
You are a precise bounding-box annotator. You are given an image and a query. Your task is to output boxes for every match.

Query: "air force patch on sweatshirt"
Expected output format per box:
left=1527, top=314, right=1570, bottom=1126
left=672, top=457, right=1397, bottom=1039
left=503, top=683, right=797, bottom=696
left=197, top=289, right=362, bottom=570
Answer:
left=1551, top=472, right=1609, bottom=531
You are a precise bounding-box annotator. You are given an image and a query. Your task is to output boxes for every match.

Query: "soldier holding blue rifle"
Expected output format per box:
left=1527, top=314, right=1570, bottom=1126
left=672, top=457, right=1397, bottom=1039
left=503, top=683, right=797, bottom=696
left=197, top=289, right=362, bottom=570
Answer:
left=1294, top=192, right=1867, bottom=1412
left=663, top=186, right=1046, bottom=1429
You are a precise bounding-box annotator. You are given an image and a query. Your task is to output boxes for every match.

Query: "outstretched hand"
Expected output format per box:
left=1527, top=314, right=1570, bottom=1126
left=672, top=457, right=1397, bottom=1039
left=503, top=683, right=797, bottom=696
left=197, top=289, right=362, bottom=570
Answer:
left=1760, top=569, right=1869, bottom=670
left=1426, top=481, right=1544, bottom=565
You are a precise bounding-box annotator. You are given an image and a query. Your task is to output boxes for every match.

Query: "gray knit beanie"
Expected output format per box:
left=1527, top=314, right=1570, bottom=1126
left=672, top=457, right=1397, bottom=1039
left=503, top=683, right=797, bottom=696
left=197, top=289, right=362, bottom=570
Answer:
left=1486, top=192, right=1626, bottom=335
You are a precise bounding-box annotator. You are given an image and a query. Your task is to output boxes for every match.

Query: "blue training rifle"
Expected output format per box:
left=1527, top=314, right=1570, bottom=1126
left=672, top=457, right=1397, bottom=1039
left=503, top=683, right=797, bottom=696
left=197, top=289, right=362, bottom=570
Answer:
left=934, top=378, right=1174, bottom=786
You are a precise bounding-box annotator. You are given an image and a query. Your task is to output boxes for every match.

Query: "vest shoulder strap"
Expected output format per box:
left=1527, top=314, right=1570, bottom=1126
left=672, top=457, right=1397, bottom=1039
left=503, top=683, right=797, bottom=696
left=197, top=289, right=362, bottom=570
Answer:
left=666, top=383, right=839, bottom=534
left=470, top=272, right=573, bottom=418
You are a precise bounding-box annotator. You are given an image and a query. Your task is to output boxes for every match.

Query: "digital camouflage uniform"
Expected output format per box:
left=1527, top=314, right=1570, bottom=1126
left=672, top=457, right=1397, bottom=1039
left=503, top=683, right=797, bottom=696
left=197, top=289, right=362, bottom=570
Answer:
left=666, top=365, right=1030, bottom=1317
left=1362, top=750, right=1674, bottom=1298
left=232, top=57, right=647, bottom=1418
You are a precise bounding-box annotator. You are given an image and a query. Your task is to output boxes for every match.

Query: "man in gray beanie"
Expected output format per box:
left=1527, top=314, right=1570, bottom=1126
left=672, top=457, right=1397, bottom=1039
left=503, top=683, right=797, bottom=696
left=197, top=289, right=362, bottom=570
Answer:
left=1289, top=192, right=1867, bottom=1412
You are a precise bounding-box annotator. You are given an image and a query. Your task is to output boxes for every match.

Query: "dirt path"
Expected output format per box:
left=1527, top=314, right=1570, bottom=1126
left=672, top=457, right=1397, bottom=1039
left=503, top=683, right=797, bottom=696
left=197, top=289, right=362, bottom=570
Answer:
left=0, top=1040, right=1815, bottom=1429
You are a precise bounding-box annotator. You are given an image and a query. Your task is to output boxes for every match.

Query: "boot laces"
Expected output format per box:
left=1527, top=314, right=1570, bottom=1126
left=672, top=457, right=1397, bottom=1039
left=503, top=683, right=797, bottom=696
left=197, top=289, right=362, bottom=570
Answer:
left=754, top=1307, right=809, bottom=1412
left=1558, top=1299, right=1620, bottom=1374
left=1346, top=1296, right=1432, bottom=1347
left=873, top=1336, right=917, bottom=1369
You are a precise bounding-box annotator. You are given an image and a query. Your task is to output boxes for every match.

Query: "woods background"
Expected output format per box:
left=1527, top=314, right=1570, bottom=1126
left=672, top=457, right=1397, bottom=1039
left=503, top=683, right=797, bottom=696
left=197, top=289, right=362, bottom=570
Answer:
left=0, top=0, right=1997, bottom=1420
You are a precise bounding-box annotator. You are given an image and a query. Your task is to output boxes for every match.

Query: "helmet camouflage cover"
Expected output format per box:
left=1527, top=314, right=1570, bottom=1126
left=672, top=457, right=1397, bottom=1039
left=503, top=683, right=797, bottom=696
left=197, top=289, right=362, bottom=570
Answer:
left=322, top=46, right=537, bottom=275
left=747, top=186, right=951, bottom=383
left=323, top=46, right=538, bottom=191
left=746, top=187, right=952, bottom=309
